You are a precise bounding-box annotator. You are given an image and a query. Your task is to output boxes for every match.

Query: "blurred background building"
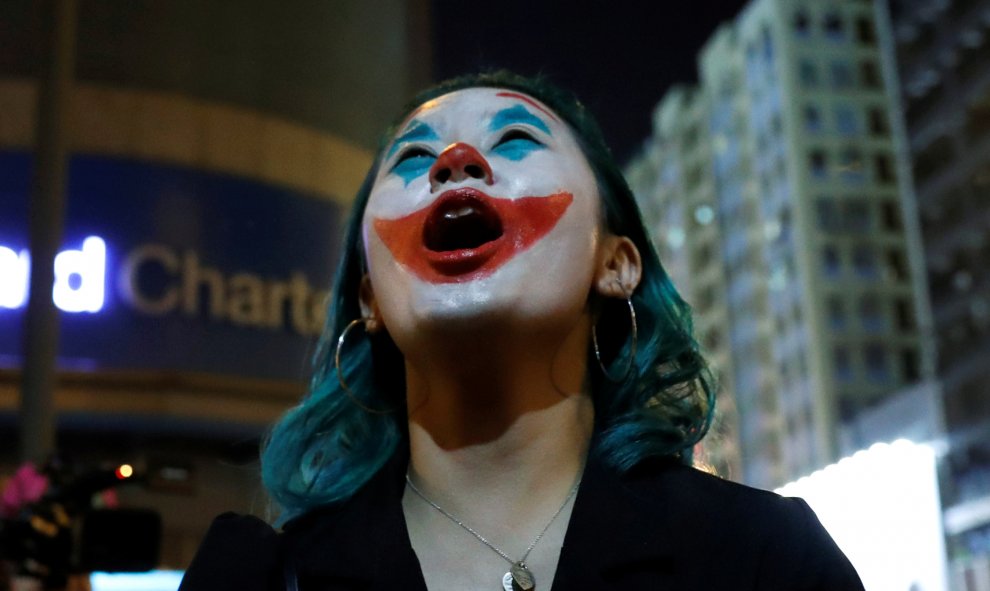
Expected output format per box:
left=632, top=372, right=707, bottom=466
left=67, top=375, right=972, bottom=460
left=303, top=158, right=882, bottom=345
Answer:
left=887, top=0, right=990, bottom=584
left=628, top=0, right=989, bottom=587
left=627, top=0, right=938, bottom=489
left=0, top=0, right=430, bottom=568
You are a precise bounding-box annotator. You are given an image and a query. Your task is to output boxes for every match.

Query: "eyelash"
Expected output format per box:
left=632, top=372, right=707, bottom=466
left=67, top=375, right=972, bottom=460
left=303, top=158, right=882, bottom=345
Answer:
left=494, top=128, right=543, bottom=147
left=393, top=146, right=436, bottom=166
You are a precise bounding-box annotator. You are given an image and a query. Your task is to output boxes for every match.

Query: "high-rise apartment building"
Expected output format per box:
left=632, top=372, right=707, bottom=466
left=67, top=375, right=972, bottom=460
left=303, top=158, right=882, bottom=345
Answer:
left=627, top=0, right=936, bottom=492
left=886, top=0, right=990, bottom=583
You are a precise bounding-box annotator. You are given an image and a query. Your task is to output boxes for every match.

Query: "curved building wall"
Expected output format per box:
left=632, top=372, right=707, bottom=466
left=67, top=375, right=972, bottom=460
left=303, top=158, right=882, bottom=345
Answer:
left=0, top=0, right=429, bottom=567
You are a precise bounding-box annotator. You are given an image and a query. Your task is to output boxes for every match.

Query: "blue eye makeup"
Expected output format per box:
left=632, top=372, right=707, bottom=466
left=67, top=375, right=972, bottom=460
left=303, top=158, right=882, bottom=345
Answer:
left=488, top=105, right=551, bottom=161
left=387, top=120, right=440, bottom=185
left=391, top=147, right=436, bottom=185
left=492, top=129, right=545, bottom=161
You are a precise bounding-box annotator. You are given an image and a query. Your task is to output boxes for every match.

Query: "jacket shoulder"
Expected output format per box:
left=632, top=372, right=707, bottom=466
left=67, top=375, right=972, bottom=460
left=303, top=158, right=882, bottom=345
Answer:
left=629, top=461, right=865, bottom=590
left=179, top=512, right=282, bottom=591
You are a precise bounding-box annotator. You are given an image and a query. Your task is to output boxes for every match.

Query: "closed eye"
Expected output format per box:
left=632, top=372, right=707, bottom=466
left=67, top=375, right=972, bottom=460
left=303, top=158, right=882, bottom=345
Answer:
left=391, top=146, right=437, bottom=184
left=492, top=129, right=545, bottom=161
left=393, top=146, right=435, bottom=166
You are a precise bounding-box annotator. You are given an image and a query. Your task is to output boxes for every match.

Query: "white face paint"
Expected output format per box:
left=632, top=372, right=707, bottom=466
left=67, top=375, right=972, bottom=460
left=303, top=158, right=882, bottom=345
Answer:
left=362, top=88, right=603, bottom=343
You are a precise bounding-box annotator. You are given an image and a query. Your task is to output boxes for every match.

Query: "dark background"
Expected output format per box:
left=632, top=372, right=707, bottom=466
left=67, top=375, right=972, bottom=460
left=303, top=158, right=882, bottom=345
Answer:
left=432, top=0, right=751, bottom=162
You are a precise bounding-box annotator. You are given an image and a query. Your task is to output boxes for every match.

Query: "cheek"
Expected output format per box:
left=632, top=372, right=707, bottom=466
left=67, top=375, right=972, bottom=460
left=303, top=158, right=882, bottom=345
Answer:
left=366, top=180, right=431, bottom=220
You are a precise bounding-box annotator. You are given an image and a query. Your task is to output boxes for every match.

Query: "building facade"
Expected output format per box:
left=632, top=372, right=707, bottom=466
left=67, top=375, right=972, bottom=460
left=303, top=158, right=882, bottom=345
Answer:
left=886, top=0, right=990, bottom=585
left=627, top=0, right=936, bottom=492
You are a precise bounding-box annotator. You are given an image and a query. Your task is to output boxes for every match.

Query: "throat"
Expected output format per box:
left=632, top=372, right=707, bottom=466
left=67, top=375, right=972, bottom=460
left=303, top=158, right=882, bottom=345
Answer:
left=402, top=469, right=578, bottom=591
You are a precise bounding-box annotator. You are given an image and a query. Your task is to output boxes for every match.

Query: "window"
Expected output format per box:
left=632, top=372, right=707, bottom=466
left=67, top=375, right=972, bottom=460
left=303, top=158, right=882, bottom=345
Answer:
left=860, top=60, right=883, bottom=89
left=771, top=113, right=783, bottom=136
left=864, top=344, right=889, bottom=382
left=816, top=198, right=840, bottom=231
left=824, top=12, right=845, bottom=40
left=881, top=201, right=902, bottom=231
left=965, top=100, right=990, bottom=144
left=852, top=244, right=878, bottom=278
left=823, top=245, right=842, bottom=278
left=799, top=59, right=819, bottom=87
left=839, top=148, right=865, bottom=183
left=845, top=201, right=871, bottom=232
left=810, top=150, right=828, bottom=178
left=859, top=294, right=884, bottom=332
left=885, top=248, right=909, bottom=281
left=683, top=125, right=699, bottom=151
left=827, top=296, right=846, bottom=330
left=762, top=25, right=774, bottom=61
left=794, top=10, right=811, bottom=37
left=834, top=346, right=853, bottom=383
left=856, top=17, right=877, bottom=45
left=875, top=153, right=896, bottom=184
left=902, top=348, right=920, bottom=382
left=804, top=104, right=823, bottom=131
left=868, top=107, right=890, bottom=136
left=895, top=298, right=916, bottom=331
left=835, top=104, right=859, bottom=135
left=831, top=60, right=855, bottom=89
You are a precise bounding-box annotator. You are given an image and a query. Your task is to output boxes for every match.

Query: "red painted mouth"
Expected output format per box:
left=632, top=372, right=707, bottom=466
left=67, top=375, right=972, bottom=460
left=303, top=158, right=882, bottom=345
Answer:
left=373, top=188, right=573, bottom=283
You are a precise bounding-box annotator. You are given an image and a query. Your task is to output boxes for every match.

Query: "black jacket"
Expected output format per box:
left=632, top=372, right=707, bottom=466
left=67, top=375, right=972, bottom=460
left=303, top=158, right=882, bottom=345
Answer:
left=180, top=451, right=864, bottom=590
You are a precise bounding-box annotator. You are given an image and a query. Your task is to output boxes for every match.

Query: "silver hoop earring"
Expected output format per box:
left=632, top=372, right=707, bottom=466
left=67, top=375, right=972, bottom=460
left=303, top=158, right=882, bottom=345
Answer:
left=592, top=295, right=638, bottom=383
left=335, top=317, right=394, bottom=414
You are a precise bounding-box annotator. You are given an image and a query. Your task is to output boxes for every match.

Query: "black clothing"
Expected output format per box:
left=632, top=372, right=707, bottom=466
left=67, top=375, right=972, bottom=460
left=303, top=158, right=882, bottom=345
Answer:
left=180, top=451, right=864, bottom=590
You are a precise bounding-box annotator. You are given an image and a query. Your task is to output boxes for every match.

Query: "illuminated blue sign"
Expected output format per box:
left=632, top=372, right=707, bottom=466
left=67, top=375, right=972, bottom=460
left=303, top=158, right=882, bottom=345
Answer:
left=0, top=152, right=343, bottom=381
left=1, top=236, right=107, bottom=312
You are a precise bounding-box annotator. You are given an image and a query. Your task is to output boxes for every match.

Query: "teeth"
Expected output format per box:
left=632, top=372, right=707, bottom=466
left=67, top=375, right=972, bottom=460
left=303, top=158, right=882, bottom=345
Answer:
left=424, top=198, right=503, bottom=252
left=444, top=206, right=478, bottom=220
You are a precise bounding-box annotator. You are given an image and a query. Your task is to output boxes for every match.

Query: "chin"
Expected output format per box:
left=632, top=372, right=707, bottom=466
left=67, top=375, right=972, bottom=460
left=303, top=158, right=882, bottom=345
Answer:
left=406, top=277, right=518, bottom=328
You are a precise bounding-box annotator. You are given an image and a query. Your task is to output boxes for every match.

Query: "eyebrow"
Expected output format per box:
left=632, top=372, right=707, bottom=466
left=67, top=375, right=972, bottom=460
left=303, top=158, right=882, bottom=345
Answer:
left=488, top=105, right=552, bottom=135
left=386, top=120, right=439, bottom=158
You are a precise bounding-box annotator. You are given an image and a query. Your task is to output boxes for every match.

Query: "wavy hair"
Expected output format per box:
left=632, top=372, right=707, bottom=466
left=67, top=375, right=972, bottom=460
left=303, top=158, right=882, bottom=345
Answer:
left=262, top=71, right=715, bottom=522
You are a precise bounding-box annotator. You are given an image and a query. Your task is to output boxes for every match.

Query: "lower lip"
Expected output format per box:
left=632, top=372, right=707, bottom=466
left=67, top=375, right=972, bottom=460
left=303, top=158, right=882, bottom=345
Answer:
left=373, top=191, right=573, bottom=284
left=424, top=236, right=503, bottom=277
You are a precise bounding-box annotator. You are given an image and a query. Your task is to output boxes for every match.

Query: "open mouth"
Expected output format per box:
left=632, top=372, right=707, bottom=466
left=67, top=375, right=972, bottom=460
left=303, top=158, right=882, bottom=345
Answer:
left=373, top=188, right=573, bottom=283
left=423, top=192, right=504, bottom=253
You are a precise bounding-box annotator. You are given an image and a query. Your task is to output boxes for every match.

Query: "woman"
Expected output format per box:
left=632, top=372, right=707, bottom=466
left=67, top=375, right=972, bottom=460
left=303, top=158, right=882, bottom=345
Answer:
left=180, top=71, right=864, bottom=590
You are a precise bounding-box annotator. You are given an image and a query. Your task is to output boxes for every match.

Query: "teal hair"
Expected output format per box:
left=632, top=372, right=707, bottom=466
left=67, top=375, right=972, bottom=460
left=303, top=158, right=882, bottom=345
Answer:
left=262, top=71, right=715, bottom=522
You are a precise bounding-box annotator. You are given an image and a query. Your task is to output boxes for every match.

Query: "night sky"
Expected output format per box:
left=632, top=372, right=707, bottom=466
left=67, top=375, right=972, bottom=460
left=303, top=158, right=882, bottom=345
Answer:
left=432, top=0, right=751, bottom=164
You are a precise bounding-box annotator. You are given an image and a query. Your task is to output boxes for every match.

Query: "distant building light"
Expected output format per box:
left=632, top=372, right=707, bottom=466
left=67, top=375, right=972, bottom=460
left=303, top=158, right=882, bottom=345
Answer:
left=953, top=271, right=973, bottom=292
left=666, top=227, right=686, bottom=250
left=776, top=440, right=947, bottom=591
left=694, top=205, right=715, bottom=225
left=91, top=570, right=184, bottom=591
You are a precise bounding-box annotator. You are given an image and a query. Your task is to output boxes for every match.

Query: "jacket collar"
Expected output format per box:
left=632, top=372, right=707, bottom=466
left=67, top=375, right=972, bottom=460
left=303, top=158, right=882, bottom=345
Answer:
left=551, top=454, right=682, bottom=588
left=282, top=446, right=683, bottom=590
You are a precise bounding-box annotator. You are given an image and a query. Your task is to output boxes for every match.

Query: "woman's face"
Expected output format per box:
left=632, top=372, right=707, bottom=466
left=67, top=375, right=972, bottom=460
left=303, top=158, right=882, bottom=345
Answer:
left=361, top=87, right=604, bottom=343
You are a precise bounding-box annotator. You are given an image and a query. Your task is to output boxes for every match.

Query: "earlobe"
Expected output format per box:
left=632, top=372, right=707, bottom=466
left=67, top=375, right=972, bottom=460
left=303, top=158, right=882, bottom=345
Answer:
left=595, top=236, right=642, bottom=298
left=358, top=274, right=383, bottom=333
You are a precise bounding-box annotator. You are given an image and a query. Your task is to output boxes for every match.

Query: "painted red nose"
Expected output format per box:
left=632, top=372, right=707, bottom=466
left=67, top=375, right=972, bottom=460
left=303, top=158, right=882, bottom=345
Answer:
left=429, top=142, right=494, bottom=192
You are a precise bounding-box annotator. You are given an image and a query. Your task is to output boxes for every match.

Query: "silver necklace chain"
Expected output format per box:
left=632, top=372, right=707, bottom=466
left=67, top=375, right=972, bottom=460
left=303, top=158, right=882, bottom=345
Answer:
left=404, top=472, right=582, bottom=568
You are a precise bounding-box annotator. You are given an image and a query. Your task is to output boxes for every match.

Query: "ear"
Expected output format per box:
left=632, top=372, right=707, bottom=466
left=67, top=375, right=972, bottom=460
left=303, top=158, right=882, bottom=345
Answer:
left=595, top=235, right=642, bottom=299
left=358, top=274, right=384, bottom=333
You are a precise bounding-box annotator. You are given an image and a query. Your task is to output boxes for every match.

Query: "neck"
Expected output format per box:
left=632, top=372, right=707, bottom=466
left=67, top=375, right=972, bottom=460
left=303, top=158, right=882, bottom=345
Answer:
left=403, top=315, right=594, bottom=520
